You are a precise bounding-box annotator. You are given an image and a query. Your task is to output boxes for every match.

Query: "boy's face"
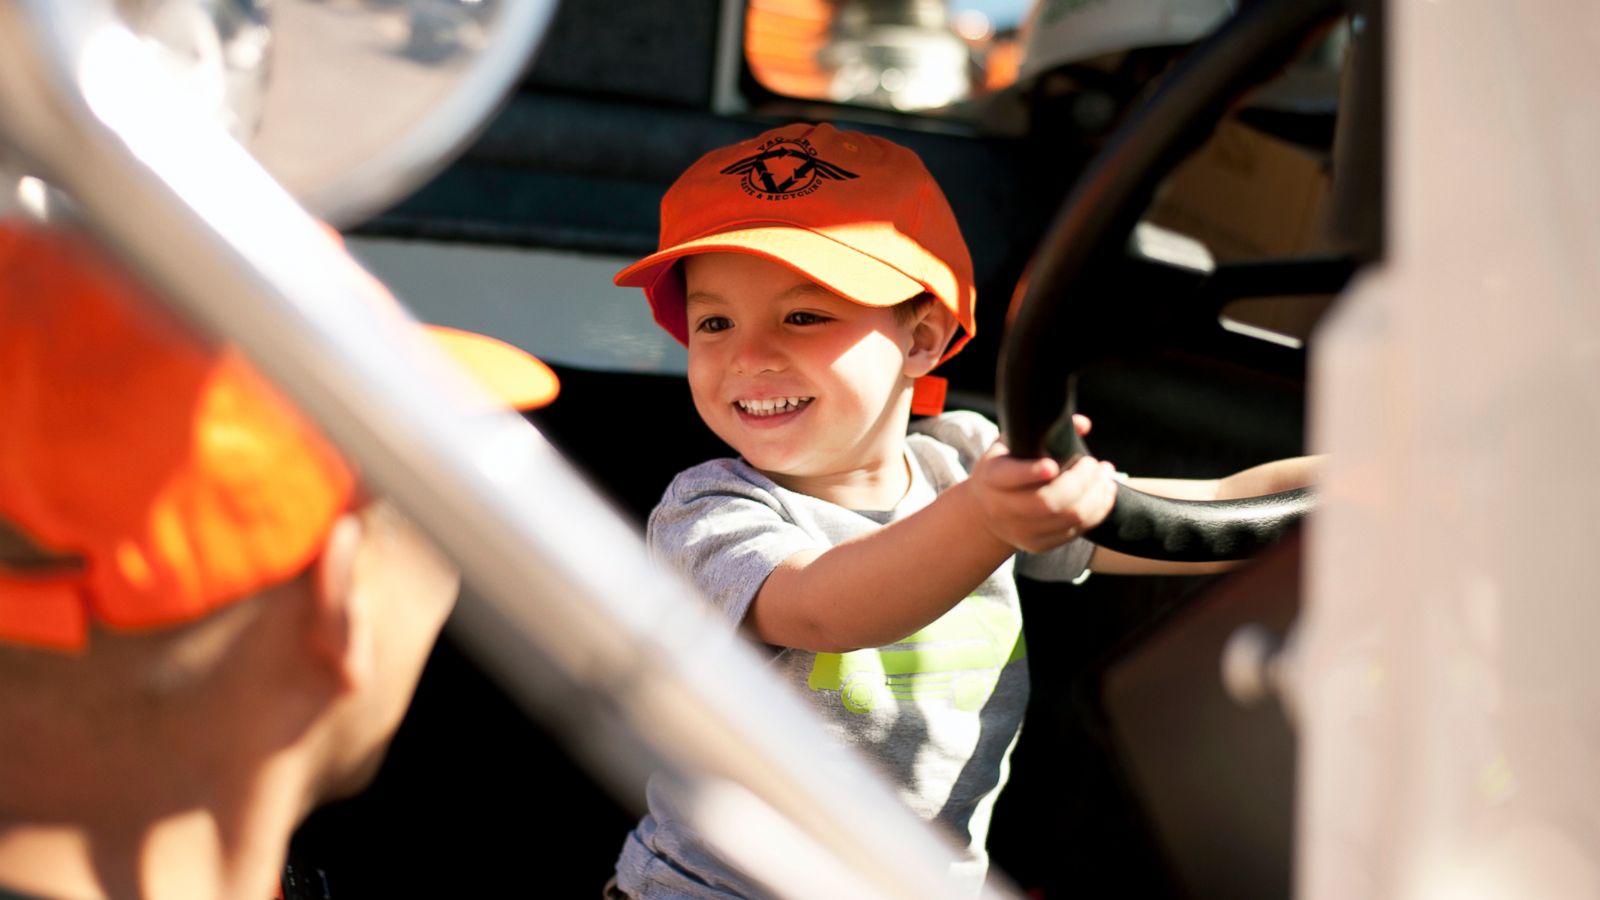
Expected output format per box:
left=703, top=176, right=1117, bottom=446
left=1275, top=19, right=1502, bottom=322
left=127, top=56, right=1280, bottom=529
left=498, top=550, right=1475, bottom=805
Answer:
left=682, top=253, right=921, bottom=492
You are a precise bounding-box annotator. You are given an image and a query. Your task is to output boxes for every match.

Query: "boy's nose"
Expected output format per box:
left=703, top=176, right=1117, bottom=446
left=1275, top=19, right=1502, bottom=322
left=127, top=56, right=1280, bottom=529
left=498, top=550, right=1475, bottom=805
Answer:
left=730, top=328, right=786, bottom=374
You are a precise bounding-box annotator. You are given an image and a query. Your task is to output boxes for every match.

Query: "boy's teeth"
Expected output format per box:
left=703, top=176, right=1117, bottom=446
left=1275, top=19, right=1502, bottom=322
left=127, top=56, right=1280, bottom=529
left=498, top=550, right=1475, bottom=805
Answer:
left=737, top=396, right=810, bottom=416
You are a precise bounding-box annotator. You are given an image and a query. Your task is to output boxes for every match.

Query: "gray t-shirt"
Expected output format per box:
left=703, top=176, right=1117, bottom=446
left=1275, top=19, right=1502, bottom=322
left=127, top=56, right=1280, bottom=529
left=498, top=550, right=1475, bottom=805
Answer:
left=615, top=411, right=1094, bottom=899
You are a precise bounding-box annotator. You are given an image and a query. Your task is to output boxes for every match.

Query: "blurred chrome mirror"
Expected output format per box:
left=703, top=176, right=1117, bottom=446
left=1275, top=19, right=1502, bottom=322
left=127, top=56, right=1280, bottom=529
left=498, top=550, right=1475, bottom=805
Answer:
left=6, top=0, right=553, bottom=226
left=249, top=0, right=549, bottom=225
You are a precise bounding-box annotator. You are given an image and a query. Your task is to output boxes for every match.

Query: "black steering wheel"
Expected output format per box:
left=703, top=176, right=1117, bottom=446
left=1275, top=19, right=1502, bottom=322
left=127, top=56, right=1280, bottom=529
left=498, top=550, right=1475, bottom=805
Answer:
left=998, top=0, right=1346, bottom=562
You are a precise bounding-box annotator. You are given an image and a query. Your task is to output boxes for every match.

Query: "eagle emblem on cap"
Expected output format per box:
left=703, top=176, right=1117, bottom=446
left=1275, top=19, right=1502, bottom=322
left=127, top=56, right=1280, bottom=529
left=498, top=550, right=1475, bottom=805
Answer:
left=721, top=138, right=858, bottom=199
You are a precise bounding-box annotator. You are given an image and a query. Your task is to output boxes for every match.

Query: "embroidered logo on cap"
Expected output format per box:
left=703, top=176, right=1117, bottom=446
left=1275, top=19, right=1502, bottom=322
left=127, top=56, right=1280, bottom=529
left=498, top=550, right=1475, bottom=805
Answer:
left=720, top=135, right=858, bottom=200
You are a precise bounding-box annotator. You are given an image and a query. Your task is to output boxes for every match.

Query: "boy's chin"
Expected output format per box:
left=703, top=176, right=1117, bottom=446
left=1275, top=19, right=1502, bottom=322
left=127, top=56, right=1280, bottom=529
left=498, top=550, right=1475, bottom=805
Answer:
left=738, top=453, right=795, bottom=477
left=715, top=433, right=793, bottom=473
left=735, top=449, right=808, bottom=481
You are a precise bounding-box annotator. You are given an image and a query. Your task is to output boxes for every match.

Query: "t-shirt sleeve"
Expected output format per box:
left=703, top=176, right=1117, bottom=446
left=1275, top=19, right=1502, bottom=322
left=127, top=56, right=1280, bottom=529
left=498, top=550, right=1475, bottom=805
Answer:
left=909, top=408, right=998, bottom=469
left=645, top=462, right=822, bottom=626
left=1016, top=538, right=1094, bottom=583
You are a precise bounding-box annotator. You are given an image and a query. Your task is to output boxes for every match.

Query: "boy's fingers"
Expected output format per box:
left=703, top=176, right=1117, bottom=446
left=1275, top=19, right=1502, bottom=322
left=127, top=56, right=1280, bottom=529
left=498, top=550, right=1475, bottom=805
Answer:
left=997, top=458, right=1120, bottom=550
left=1083, top=464, right=1119, bottom=527
left=980, top=441, right=1061, bottom=487
left=993, top=457, right=1060, bottom=488
left=1058, top=454, right=1107, bottom=491
left=1072, top=414, right=1093, bottom=437
left=1034, top=456, right=1113, bottom=520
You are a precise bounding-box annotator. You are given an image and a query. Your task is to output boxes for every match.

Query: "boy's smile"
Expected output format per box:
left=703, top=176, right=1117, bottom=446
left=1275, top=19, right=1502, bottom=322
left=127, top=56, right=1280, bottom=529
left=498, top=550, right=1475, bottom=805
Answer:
left=735, top=395, right=812, bottom=417
left=682, top=253, right=938, bottom=507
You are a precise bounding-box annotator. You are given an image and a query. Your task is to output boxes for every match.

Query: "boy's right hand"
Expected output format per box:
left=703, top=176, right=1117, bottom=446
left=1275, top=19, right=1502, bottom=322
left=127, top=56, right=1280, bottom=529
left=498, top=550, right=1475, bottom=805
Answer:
left=969, top=416, right=1117, bottom=554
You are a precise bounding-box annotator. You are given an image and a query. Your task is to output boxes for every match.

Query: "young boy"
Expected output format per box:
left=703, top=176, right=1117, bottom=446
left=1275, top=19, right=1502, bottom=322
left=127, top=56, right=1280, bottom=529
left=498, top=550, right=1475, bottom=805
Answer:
left=610, top=122, right=1313, bottom=898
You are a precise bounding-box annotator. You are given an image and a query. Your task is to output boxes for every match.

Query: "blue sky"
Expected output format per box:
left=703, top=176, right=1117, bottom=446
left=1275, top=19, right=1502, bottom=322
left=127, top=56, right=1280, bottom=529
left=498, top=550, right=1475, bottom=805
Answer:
left=950, top=0, right=1031, bottom=31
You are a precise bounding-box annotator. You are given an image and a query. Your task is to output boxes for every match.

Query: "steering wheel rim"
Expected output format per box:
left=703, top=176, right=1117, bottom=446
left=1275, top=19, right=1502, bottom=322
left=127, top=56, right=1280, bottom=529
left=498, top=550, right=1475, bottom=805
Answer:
left=998, top=0, right=1342, bottom=562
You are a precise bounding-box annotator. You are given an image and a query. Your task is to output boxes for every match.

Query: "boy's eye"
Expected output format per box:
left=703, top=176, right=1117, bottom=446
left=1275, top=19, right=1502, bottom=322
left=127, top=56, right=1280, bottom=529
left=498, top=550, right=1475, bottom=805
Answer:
left=695, top=315, right=732, bottom=334
left=786, top=311, right=831, bottom=326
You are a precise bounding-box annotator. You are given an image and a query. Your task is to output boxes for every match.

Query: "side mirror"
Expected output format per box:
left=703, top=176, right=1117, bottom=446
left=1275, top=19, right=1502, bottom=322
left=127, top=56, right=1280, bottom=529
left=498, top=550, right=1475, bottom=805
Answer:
left=2, top=0, right=556, bottom=226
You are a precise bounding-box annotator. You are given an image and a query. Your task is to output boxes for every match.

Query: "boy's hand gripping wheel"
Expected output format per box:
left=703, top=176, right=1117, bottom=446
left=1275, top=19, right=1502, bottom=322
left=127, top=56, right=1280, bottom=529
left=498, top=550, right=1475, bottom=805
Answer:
left=998, top=0, right=1345, bottom=561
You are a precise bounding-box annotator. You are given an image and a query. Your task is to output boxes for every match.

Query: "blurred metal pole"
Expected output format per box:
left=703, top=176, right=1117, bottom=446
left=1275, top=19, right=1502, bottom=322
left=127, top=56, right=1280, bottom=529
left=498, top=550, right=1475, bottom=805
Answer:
left=0, top=2, right=1017, bottom=898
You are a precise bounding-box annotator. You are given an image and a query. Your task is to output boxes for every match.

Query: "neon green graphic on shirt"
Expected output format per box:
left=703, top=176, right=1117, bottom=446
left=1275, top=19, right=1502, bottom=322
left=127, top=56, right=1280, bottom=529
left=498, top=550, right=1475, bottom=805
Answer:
left=806, top=597, right=1025, bottom=714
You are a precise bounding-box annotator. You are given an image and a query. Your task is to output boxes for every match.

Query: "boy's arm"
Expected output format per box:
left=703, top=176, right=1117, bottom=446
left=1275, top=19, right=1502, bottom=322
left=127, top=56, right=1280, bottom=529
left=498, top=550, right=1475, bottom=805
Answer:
left=746, top=451, right=1115, bottom=653
left=1086, top=455, right=1321, bottom=575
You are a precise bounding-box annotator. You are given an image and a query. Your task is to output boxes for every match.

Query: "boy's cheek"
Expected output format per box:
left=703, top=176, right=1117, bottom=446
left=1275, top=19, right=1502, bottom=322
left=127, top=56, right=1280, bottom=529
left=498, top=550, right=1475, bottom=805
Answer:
left=686, top=377, right=717, bottom=412
left=683, top=362, right=714, bottom=401
left=687, top=389, right=728, bottom=436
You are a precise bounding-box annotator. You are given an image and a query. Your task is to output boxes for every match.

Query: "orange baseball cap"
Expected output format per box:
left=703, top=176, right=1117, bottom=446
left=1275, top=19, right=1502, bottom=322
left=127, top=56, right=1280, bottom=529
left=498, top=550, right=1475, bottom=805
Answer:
left=0, top=220, right=558, bottom=651
left=614, top=122, right=978, bottom=363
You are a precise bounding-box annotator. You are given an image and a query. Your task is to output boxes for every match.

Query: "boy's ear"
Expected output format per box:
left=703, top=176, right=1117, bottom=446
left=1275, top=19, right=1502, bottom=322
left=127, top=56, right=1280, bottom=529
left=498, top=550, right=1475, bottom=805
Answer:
left=306, top=512, right=372, bottom=694
left=904, top=304, right=958, bottom=378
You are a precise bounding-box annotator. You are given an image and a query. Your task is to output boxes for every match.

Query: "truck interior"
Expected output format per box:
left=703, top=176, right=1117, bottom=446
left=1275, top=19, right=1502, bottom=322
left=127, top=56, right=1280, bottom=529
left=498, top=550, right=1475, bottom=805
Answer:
left=13, top=0, right=1596, bottom=898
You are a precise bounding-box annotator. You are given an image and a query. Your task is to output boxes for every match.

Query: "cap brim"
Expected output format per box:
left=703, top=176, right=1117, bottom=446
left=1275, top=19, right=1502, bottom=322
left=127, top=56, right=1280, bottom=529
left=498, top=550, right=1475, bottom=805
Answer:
left=615, top=226, right=926, bottom=344
left=424, top=326, right=559, bottom=411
